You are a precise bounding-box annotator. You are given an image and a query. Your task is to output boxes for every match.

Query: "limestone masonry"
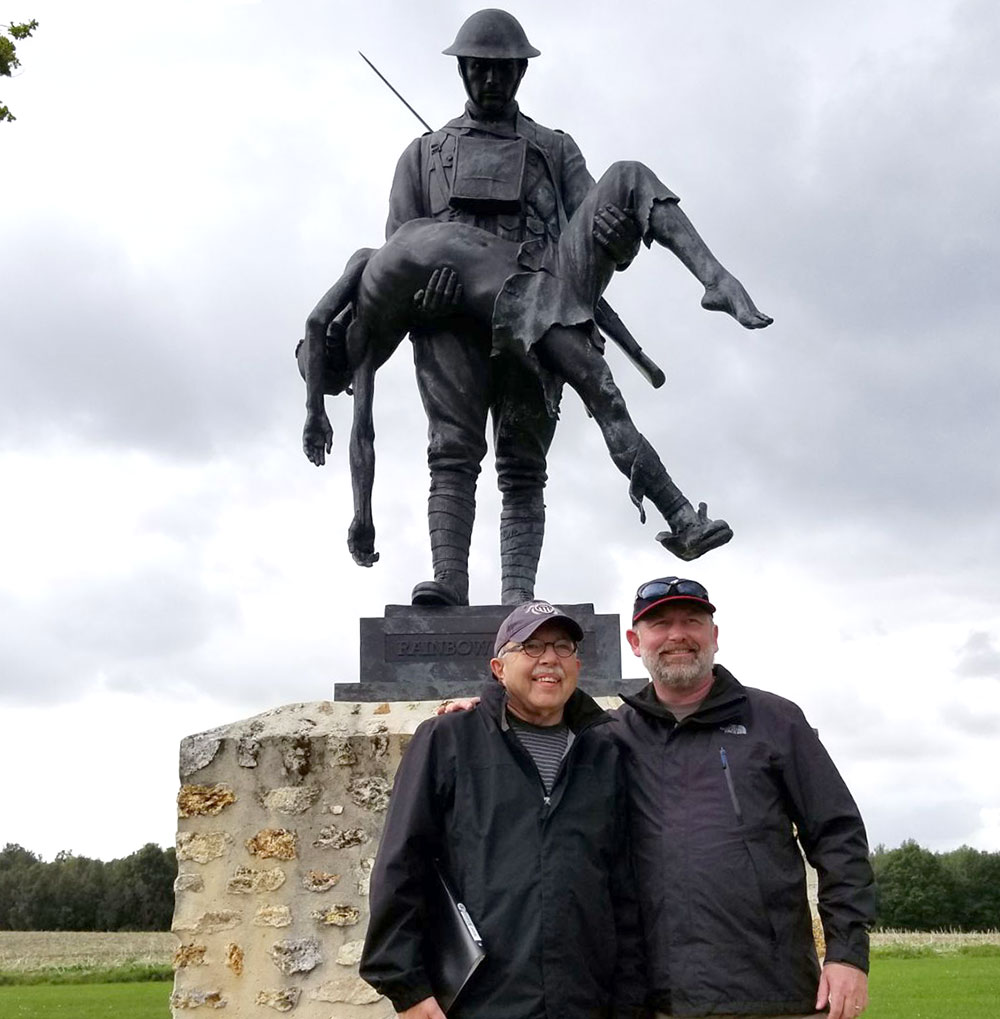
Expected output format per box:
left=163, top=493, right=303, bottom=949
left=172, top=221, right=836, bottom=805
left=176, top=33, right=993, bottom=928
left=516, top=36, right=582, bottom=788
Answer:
left=171, top=699, right=446, bottom=1018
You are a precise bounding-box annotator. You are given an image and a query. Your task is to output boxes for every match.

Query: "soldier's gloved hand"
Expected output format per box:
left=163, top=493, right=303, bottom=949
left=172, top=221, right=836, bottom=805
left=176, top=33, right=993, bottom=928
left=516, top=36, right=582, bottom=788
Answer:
left=413, top=266, right=464, bottom=319
left=593, top=203, right=641, bottom=268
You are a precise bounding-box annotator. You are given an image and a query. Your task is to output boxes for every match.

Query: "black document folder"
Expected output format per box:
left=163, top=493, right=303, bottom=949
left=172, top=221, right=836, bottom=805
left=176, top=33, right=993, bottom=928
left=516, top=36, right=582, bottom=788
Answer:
left=424, top=862, right=486, bottom=1013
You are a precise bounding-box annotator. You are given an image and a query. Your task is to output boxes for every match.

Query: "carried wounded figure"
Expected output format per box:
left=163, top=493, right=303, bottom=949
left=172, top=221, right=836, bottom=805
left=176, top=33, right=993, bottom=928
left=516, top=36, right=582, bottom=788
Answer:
left=300, top=158, right=771, bottom=568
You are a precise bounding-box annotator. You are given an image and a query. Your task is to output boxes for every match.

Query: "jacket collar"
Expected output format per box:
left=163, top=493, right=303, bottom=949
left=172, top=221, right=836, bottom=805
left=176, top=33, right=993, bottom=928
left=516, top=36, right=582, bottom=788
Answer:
left=443, top=102, right=530, bottom=141
left=464, top=97, right=519, bottom=125
left=479, top=675, right=610, bottom=734
left=620, top=664, right=747, bottom=725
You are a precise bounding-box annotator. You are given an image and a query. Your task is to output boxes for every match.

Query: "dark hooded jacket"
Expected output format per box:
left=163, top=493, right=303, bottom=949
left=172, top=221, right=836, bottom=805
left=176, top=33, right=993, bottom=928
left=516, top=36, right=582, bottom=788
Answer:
left=360, top=678, right=646, bottom=1019
left=613, top=665, right=875, bottom=1016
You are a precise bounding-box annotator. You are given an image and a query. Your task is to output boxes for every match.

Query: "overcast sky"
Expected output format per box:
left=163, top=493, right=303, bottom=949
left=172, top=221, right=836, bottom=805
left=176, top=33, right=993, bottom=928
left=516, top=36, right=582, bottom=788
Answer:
left=2, top=0, right=998, bottom=863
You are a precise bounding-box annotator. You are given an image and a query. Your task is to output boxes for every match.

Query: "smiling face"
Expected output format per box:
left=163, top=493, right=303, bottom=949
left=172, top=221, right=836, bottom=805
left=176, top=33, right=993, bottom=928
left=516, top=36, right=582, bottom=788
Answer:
left=490, top=620, right=580, bottom=726
left=459, top=57, right=526, bottom=114
left=627, top=602, right=718, bottom=697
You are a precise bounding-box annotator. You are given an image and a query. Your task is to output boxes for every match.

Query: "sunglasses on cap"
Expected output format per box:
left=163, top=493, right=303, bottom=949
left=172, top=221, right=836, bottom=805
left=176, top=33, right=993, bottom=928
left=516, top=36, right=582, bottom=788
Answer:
left=632, top=576, right=715, bottom=622
left=635, top=577, right=709, bottom=602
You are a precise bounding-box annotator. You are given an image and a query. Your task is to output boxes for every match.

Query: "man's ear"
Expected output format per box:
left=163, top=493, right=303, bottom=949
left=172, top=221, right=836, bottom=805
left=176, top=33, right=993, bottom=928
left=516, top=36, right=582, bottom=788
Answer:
left=490, top=657, right=505, bottom=682
left=625, top=628, right=642, bottom=658
left=713, top=623, right=719, bottom=652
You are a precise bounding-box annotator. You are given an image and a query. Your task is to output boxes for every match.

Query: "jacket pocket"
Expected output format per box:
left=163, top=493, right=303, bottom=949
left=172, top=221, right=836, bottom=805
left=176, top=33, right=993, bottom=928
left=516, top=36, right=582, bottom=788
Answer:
left=718, top=747, right=779, bottom=947
left=719, top=746, right=743, bottom=824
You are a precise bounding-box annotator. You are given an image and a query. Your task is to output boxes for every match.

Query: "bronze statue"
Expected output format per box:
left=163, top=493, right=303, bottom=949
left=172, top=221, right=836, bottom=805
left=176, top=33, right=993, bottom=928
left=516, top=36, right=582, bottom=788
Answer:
left=299, top=10, right=771, bottom=607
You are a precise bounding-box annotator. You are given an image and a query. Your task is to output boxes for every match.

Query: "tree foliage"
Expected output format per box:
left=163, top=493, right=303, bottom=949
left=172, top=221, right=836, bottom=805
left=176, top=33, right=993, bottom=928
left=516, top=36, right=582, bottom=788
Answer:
left=872, top=840, right=1000, bottom=931
left=0, top=842, right=176, bottom=931
left=1, top=18, right=39, bottom=123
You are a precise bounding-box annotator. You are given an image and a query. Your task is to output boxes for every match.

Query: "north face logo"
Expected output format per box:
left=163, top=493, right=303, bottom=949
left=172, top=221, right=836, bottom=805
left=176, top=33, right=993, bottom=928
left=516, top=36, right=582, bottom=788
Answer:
left=720, top=723, right=747, bottom=735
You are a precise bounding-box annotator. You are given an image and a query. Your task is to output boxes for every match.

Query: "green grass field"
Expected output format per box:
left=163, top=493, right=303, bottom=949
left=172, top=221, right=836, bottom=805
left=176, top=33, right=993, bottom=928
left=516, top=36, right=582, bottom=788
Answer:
left=0, top=931, right=995, bottom=1017
left=2, top=957, right=998, bottom=1019
left=867, top=952, right=1000, bottom=1018
left=0, top=981, right=170, bottom=1018
left=4, top=960, right=998, bottom=1018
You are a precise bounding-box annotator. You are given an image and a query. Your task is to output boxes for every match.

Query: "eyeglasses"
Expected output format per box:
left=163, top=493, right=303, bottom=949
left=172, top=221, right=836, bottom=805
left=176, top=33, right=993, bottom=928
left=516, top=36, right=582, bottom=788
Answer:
left=634, top=577, right=710, bottom=602
left=505, top=638, right=578, bottom=658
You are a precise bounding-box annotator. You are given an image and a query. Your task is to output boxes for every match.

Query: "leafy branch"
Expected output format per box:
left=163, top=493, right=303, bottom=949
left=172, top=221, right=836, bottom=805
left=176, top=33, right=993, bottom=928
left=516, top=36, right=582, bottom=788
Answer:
left=1, top=18, right=39, bottom=123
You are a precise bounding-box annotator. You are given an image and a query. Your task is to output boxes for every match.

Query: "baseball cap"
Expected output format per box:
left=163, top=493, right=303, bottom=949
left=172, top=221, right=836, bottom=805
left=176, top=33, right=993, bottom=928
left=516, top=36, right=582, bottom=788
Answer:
left=632, top=577, right=716, bottom=624
left=493, top=601, right=584, bottom=655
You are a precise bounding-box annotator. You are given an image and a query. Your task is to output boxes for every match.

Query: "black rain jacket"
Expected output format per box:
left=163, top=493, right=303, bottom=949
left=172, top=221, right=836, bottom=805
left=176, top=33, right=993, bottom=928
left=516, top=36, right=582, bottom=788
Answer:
left=360, top=679, right=647, bottom=1019
left=614, top=666, right=875, bottom=1016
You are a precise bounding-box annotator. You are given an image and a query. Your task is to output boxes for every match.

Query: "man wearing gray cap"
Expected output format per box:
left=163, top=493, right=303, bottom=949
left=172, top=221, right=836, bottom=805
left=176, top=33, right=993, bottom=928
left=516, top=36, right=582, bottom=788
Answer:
left=618, top=577, right=876, bottom=1019
left=360, top=600, right=645, bottom=1019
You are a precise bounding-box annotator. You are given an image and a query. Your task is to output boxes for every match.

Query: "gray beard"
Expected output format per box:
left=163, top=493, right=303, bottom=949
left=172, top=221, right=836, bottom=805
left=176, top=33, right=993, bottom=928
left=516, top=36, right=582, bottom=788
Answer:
left=641, top=644, right=715, bottom=690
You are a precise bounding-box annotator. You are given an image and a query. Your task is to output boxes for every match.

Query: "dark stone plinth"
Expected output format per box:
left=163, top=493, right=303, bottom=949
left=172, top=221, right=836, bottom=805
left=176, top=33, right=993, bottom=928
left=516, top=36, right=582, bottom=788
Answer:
left=333, top=677, right=646, bottom=703
left=335, top=603, right=630, bottom=701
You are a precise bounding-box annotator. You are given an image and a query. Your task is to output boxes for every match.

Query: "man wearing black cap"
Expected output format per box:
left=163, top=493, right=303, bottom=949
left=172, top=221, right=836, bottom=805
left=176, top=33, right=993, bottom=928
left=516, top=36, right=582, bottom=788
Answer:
left=617, top=577, right=876, bottom=1019
left=360, top=600, right=645, bottom=1019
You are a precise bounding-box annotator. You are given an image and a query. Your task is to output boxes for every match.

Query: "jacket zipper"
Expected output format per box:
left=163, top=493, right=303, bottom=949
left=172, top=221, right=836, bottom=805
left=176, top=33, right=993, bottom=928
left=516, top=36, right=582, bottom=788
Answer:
left=719, top=746, right=744, bottom=824
left=540, top=713, right=609, bottom=823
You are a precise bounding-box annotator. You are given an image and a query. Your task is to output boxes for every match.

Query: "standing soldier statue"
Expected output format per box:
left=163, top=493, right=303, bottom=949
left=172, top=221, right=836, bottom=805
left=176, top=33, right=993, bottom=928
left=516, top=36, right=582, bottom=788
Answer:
left=300, top=10, right=771, bottom=606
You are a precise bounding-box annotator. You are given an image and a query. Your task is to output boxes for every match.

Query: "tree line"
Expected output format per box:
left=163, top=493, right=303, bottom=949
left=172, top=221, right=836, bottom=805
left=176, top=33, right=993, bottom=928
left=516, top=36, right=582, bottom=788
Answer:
left=1, top=839, right=998, bottom=931
left=872, top=841, right=1000, bottom=931
left=0, top=842, right=176, bottom=931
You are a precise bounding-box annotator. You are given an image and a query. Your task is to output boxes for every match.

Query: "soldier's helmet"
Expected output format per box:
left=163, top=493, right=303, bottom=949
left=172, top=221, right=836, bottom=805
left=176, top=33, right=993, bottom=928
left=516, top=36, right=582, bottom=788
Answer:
left=443, top=9, right=540, bottom=60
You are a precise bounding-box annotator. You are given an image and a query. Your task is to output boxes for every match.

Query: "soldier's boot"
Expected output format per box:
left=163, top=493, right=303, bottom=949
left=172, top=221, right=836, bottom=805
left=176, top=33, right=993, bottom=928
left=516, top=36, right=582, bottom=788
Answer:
left=615, top=437, right=733, bottom=561
left=500, top=490, right=546, bottom=606
left=411, top=470, right=476, bottom=606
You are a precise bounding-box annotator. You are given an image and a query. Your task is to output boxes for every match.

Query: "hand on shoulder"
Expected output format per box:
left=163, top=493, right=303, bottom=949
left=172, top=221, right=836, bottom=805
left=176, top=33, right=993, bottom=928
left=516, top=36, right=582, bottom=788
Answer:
left=435, top=697, right=480, bottom=715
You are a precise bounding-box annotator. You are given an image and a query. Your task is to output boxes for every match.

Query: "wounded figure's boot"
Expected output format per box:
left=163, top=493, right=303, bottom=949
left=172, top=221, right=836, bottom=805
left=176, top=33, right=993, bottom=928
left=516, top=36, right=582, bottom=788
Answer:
left=656, top=502, right=733, bottom=561
left=620, top=437, right=734, bottom=561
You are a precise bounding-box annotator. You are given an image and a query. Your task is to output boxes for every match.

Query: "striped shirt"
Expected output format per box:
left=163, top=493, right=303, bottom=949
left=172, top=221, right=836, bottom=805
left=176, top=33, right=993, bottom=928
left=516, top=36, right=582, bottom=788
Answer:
left=506, top=712, right=571, bottom=794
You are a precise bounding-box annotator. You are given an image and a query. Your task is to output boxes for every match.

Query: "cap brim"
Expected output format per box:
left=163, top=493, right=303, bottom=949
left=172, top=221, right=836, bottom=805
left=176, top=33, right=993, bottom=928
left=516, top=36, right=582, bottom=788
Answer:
left=632, top=595, right=716, bottom=624
left=498, top=613, right=584, bottom=654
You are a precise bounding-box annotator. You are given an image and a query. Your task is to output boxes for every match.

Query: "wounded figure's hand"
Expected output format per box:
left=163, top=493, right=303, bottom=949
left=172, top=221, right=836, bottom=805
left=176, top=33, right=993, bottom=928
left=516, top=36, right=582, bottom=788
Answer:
left=348, top=514, right=380, bottom=567
left=593, top=203, right=641, bottom=267
left=303, top=410, right=333, bottom=466
left=413, top=266, right=464, bottom=318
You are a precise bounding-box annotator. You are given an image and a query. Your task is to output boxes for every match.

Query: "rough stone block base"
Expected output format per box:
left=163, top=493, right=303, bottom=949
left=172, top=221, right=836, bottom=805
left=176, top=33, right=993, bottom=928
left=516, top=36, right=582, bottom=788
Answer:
left=172, top=700, right=443, bottom=1018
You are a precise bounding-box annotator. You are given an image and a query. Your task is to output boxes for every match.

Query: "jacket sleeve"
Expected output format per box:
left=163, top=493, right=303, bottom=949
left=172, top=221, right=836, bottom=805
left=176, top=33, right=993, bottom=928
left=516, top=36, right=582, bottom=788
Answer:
left=779, top=705, right=876, bottom=973
left=359, top=718, right=453, bottom=1011
left=556, top=129, right=596, bottom=223
left=386, top=136, right=425, bottom=240
left=610, top=746, right=649, bottom=1019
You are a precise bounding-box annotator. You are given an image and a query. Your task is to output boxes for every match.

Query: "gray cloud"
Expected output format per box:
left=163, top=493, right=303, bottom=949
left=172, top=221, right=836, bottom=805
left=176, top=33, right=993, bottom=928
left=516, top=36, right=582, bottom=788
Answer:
left=0, top=568, right=238, bottom=704
left=955, top=631, right=1000, bottom=680
left=866, top=796, right=984, bottom=853
left=941, top=700, right=1000, bottom=737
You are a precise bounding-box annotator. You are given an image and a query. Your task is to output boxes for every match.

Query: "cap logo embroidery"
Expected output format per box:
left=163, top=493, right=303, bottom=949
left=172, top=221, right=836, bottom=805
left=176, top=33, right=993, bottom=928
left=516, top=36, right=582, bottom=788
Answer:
left=526, top=602, right=556, bottom=615
left=720, top=724, right=747, bottom=735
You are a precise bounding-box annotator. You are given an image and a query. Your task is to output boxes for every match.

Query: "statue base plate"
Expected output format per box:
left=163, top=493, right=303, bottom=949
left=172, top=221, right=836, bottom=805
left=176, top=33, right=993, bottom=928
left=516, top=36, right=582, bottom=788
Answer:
left=336, top=603, right=637, bottom=701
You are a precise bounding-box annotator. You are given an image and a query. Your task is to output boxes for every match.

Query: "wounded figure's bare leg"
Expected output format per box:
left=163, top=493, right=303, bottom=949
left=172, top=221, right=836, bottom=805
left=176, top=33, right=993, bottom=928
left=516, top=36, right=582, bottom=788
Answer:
left=553, top=161, right=772, bottom=332
left=535, top=325, right=733, bottom=560
left=648, top=198, right=772, bottom=329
